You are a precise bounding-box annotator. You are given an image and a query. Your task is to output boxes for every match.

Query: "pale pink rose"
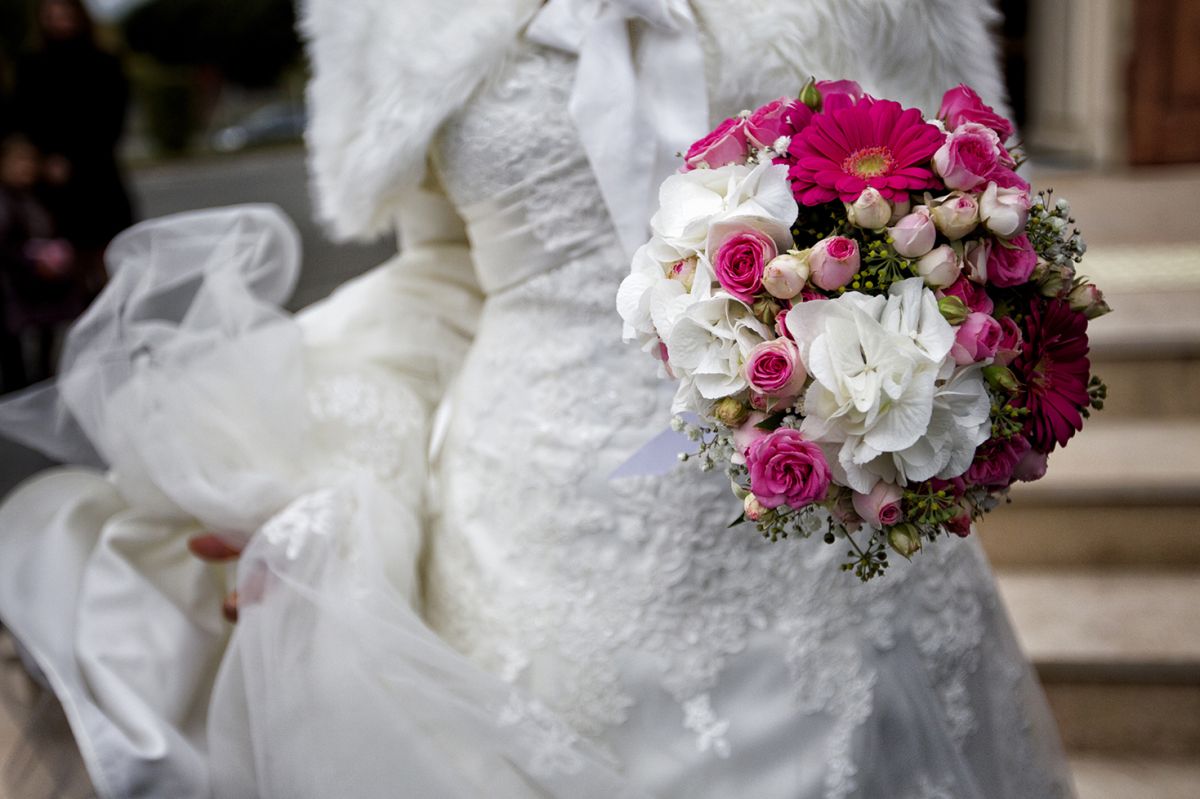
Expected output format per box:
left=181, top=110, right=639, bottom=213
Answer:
left=962, top=239, right=992, bottom=283
left=746, top=428, right=832, bottom=509
left=732, top=411, right=769, bottom=462
left=938, top=84, right=1015, bottom=142
left=851, top=481, right=904, bottom=527
left=684, top=116, right=749, bottom=170
left=816, top=79, right=865, bottom=113
left=888, top=206, right=937, bottom=258
left=979, top=182, right=1031, bottom=238
left=986, top=234, right=1037, bottom=288
left=941, top=274, right=994, bottom=315
left=743, top=493, right=768, bottom=522
left=951, top=311, right=1003, bottom=365
left=933, top=122, right=1004, bottom=192
left=808, top=236, right=859, bottom=291
left=929, top=191, right=979, bottom=240
left=745, top=97, right=807, bottom=148
left=714, top=228, right=776, bottom=302
left=744, top=338, right=807, bottom=399
left=993, top=316, right=1023, bottom=366
left=1013, top=448, right=1050, bottom=482
left=845, top=187, right=892, bottom=230
left=774, top=305, right=794, bottom=340
left=762, top=252, right=809, bottom=299
left=917, top=244, right=961, bottom=289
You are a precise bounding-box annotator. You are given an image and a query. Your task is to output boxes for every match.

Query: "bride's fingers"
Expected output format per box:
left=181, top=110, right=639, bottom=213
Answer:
left=222, top=591, right=239, bottom=624
left=187, top=533, right=245, bottom=562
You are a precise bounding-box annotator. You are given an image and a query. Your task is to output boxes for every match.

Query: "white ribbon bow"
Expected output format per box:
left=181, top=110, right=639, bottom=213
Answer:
left=527, top=0, right=710, bottom=258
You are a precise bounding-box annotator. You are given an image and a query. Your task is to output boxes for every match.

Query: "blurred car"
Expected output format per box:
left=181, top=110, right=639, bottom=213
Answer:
left=210, top=101, right=306, bottom=153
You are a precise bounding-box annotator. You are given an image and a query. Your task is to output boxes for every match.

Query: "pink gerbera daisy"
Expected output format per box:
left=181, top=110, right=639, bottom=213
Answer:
left=786, top=99, right=946, bottom=206
left=1013, top=300, right=1092, bottom=452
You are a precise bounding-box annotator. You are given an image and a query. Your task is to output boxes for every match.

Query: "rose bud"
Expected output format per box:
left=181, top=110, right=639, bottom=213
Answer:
left=751, top=296, right=781, bottom=326
left=744, top=338, right=807, bottom=400
left=713, top=396, right=750, bottom=427
left=666, top=257, right=698, bottom=291
left=932, top=122, right=1004, bottom=192
left=1068, top=282, right=1112, bottom=319
left=808, top=236, right=860, bottom=291
left=814, top=78, right=865, bottom=113
left=683, top=116, right=749, bottom=171
left=762, top=251, right=810, bottom=299
left=944, top=510, right=973, bottom=538
left=888, top=206, right=937, bottom=258
left=981, top=364, right=1020, bottom=393
left=851, top=481, right=904, bottom=527
left=916, top=244, right=962, bottom=289
left=979, top=181, right=1031, bottom=238
left=775, top=305, right=794, bottom=340
left=1013, top=448, right=1050, bottom=482
left=745, top=97, right=802, bottom=149
left=962, top=239, right=992, bottom=283
left=887, top=524, right=922, bottom=558
left=889, top=194, right=912, bottom=224
left=950, top=312, right=1003, bottom=365
left=929, top=191, right=979, bottom=240
left=743, top=493, right=768, bottom=522
left=993, top=317, right=1023, bottom=366
left=937, top=295, right=970, bottom=325
left=844, top=187, right=892, bottom=231
left=988, top=234, right=1038, bottom=288
left=938, top=84, right=1015, bottom=142
left=798, top=77, right=822, bottom=111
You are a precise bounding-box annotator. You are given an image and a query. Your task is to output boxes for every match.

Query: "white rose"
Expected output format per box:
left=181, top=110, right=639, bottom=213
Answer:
left=844, top=187, right=892, bottom=230
left=979, top=181, right=1031, bottom=238
left=916, top=244, right=962, bottom=289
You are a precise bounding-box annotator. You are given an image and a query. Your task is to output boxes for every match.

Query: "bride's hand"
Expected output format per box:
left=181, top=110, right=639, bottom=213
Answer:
left=187, top=534, right=244, bottom=623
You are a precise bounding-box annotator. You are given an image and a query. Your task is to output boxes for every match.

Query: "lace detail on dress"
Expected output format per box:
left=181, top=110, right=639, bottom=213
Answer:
left=496, top=691, right=588, bottom=779
left=260, top=489, right=340, bottom=561
left=435, top=45, right=613, bottom=257
left=681, top=694, right=731, bottom=758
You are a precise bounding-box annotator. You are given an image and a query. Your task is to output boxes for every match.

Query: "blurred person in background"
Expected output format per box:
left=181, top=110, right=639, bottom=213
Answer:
left=13, top=0, right=133, bottom=299
left=0, top=133, right=82, bottom=392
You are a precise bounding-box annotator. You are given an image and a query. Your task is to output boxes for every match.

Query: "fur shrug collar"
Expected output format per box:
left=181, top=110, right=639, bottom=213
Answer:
left=301, top=0, right=1005, bottom=242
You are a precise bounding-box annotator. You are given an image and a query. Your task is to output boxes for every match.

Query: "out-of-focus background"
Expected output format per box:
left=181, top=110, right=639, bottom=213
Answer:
left=0, top=0, right=1197, bottom=796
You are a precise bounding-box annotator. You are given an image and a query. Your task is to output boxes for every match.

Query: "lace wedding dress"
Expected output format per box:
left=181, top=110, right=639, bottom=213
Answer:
left=0, top=1, right=1075, bottom=797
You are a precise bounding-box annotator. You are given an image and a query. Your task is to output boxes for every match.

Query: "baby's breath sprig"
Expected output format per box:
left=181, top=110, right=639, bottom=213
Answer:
left=1026, top=189, right=1086, bottom=278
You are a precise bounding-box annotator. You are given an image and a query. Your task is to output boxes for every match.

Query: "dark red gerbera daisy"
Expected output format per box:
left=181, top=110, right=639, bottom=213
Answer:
left=786, top=98, right=946, bottom=206
left=1013, top=300, right=1092, bottom=452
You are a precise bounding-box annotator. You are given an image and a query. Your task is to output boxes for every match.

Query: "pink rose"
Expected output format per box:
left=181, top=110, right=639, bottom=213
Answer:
left=816, top=79, right=865, bottom=113
left=951, top=312, right=1003, bottom=365
left=888, top=206, right=937, bottom=258
left=1013, top=447, right=1049, bottom=483
left=986, top=234, right=1037, bottom=288
left=941, top=274, right=994, bottom=315
left=851, top=481, right=904, bottom=527
left=962, top=239, right=992, bottom=283
left=774, top=305, right=794, bottom=340
left=746, top=428, right=832, bottom=509
left=933, top=123, right=1004, bottom=192
left=937, top=84, right=1015, bottom=142
left=714, top=229, right=776, bottom=302
left=744, top=338, right=807, bottom=399
left=993, top=316, right=1023, bottom=366
left=684, top=116, right=749, bottom=171
left=987, top=167, right=1030, bottom=192
left=808, top=236, right=860, bottom=291
left=966, top=435, right=1031, bottom=488
left=746, top=98, right=807, bottom=148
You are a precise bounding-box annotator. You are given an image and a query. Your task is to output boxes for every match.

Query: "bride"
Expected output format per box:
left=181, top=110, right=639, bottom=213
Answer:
left=0, top=0, right=1076, bottom=796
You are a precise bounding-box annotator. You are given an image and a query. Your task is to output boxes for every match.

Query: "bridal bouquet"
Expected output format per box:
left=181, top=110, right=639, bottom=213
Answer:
left=617, top=80, right=1109, bottom=580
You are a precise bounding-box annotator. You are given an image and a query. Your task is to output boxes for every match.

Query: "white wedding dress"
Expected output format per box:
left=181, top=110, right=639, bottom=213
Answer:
left=0, top=1, right=1076, bottom=797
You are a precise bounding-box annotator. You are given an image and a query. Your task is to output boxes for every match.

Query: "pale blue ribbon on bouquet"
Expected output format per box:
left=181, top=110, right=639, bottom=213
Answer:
left=526, top=0, right=710, bottom=258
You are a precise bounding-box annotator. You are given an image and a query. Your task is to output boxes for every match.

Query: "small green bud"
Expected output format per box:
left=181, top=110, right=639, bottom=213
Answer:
left=751, top=296, right=781, bottom=327
left=798, top=77, right=822, bottom=111
left=937, top=295, right=970, bottom=325
left=982, top=364, right=1020, bottom=393
left=887, top=524, right=922, bottom=558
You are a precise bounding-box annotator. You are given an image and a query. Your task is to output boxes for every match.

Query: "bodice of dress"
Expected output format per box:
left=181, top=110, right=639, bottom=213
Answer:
left=423, top=33, right=1071, bottom=799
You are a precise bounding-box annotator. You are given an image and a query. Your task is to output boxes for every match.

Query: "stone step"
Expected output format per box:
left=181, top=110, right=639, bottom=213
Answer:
left=979, top=420, right=1200, bottom=568
left=998, top=570, right=1200, bottom=757
left=1086, top=287, right=1200, bottom=419
left=1072, top=755, right=1200, bottom=799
